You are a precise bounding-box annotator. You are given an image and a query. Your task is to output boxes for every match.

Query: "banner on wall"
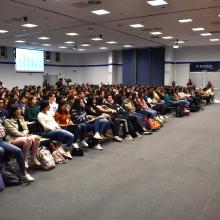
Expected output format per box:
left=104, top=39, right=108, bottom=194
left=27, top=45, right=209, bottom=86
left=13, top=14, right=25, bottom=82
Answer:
left=190, top=62, right=220, bottom=72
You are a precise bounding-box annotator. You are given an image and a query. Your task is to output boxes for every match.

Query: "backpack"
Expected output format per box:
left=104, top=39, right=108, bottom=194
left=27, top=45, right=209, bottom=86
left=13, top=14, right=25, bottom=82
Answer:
left=149, top=118, right=160, bottom=130
left=176, top=106, right=183, bottom=117
left=37, top=147, right=56, bottom=170
left=0, top=173, right=5, bottom=191
left=190, top=102, right=200, bottom=112
left=0, top=163, right=29, bottom=186
left=71, top=148, right=84, bottom=157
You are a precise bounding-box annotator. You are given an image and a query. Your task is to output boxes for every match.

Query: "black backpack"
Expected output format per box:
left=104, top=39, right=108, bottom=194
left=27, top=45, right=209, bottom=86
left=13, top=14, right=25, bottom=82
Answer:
left=0, top=163, right=30, bottom=186
left=190, top=102, right=200, bottom=112
left=176, top=105, right=183, bottom=117
left=71, top=148, right=84, bottom=157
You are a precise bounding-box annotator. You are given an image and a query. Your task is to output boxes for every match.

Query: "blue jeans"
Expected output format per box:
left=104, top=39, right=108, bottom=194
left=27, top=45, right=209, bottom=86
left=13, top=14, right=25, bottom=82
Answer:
left=89, top=118, right=109, bottom=134
left=46, top=129, right=75, bottom=148
left=143, top=109, right=157, bottom=118
left=0, top=141, right=25, bottom=174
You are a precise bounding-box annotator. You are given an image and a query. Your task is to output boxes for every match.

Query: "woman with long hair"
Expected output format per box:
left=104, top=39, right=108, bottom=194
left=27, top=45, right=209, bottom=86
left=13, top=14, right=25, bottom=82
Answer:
left=4, top=104, right=41, bottom=169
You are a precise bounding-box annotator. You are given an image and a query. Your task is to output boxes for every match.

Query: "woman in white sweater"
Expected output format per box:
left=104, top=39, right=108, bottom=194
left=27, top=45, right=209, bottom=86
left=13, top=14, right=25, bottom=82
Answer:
left=37, top=100, right=77, bottom=159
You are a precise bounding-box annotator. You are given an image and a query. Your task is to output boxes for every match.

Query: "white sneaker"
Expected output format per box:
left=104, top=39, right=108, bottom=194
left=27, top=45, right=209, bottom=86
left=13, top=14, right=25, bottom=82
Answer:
left=114, top=136, right=123, bottom=142
left=95, top=144, right=103, bottom=150
left=25, top=160, right=29, bottom=169
left=126, top=134, right=134, bottom=141
left=24, top=173, right=34, bottom=182
left=72, top=143, right=80, bottom=149
left=81, top=140, right=89, bottom=147
left=65, top=151, right=73, bottom=159
left=136, top=132, right=143, bottom=138
left=94, top=132, right=103, bottom=140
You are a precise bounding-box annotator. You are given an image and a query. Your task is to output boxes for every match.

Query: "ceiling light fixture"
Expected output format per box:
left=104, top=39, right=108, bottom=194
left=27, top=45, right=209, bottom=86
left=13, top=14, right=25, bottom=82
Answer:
left=38, top=37, right=50, bottom=40
left=106, top=41, right=117, bottom=44
left=0, top=30, right=8, bottom=33
left=150, top=31, right=162, bottom=35
left=178, top=19, right=192, bottom=23
left=15, top=40, right=26, bottom=43
left=64, top=41, right=75, bottom=44
left=91, top=9, right=111, bottom=15
left=210, top=39, right=219, bottom=42
left=123, top=45, right=133, bottom=48
left=147, top=0, right=168, bottom=6
left=81, top=43, right=91, bottom=47
left=42, top=44, right=51, bottom=47
left=22, top=23, right=38, bottom=28
left=91, top=37, right=103, bottom=41
left=192, top=27, right=205, bottom=31
left=178, top=40, right=185, bottom=44
left=78, top=48, right=85, bottom=51
left=66, top=33, right=79, bottom=36
left=162, top=36, right=173, bottom=39
left=58, top=46, right=67, bottom=49
left=200, top=33, right=212, bottom=36
left=129, top=24, right=144, bottom=28
left=99, top=47, right=108, bottom=50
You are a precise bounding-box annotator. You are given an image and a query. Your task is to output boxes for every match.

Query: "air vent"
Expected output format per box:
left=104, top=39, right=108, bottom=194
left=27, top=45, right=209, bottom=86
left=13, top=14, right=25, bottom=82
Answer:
left=210, top=21, right=220, bottom=25
left=70, top=1, right=91, bottom=8
left=210, top=30, right=220, bottom=33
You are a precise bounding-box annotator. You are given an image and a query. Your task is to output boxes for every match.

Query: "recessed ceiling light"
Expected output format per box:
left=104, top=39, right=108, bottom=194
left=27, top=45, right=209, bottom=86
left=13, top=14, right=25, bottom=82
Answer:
left=129, top=24, right=144, bottom=28
left=42, top=44, right=51, bottom=47
left=81, top=43, right=91, bottom=47
left=38, top=37, right=50, bottom=40
left=162, top=36, right=173, bottom=39
left=91, top=37, right=103, bottom=41
left=22, top=23, right=38, bottom=28
left=201, top=33, right=212, bottom=36
left=147, top=0, right=168, bottom=6
left=78, top=48, right=85, bottom=51
left=173, top=45, right=180, bottom=49
left=66, top=33, right=79, bottom=36
left=0, top=30, right=8, bottom=33
left=106, top=41, right=117, bottom=44
left=58, top=46, right=67, bottom=49
left=178, top=40, right=185, bottom=44
left=64, top=41, right=75, bottom=44
left=123, top=45, right=133, bottom=48
left=15, top=40, right=26, bottom=43
left=150, top=31, right=162, bottom=35
left=99, top=47, right=108, bottom=50
left=218, top=14, right=220, bottom=17
left=192, top=27, right=205, bottom=31
left=178, top=19, right=192, bottom=23
left=91, top=9, right=111, bottom=15
left=210, top=39, right=219, bottom=42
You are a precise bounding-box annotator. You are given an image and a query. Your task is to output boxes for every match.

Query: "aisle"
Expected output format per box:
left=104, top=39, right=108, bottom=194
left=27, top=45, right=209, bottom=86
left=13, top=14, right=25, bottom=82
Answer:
left=1, top=105, right=220, bottom=220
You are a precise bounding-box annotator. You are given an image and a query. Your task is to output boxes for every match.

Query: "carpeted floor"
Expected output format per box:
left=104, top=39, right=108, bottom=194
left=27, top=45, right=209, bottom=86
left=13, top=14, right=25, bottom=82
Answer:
left=1, top=104, right=220, bottom=220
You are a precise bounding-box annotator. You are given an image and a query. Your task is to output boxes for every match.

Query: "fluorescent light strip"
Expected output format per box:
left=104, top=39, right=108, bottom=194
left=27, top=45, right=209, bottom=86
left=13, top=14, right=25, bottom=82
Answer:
left=201, top=33, right=212, bottom=36
left=192, top=27, right=205, bottom=31
left=78, top=49, right=85, bottom=51
left=38, top=37, right=50, bottom=40
left=66, top=33, right=79, bottom=36
left=91, top=9, right=111, bottom=15
left=150, top=31, right=162, bottom=35
left=42, top=44, right=51, bottom=47
left=210, top=39, right=219, bottom=42
left=162, top=36, right=173, bottom=39
left=123, top=45, right=133, bottom=48
left=91, top=38, right=102, bottom=41
left=129, top=24, right=144, bottom=28
left=15, top=40, right=26, bottom=43
left=22, top=24, right=38, bottom=28
left=106, top=41, right=117, bottom=44
left=81, top=44, right=91, bottom=47
left=0, top=30, right=8, bottom=33
left=178, top=41, right=185, bottom=44
left=99, top=47, right=108, bottom=50
left=58, top=46, right=67, bottom=49
left=147, top=0, right=168, bottom=6
left=178, top=19, right=192, bottom=23
left=65, top=41, right=75, bottom=44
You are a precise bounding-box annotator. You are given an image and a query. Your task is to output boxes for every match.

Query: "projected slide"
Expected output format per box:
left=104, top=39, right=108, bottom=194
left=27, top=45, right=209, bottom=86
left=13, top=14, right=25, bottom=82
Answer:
left=16, top=48, right=44, bottom=72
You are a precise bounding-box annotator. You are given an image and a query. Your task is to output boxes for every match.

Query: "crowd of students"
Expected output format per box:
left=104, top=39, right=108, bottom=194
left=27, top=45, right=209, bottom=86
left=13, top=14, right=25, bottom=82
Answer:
left=0, top=79, right=215, bottom=182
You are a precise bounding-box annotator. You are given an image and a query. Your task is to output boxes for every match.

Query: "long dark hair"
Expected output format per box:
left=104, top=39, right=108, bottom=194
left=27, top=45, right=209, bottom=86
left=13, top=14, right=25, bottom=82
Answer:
left=7, top=104, right=19, bottom=118
left=57, top=100, right=68, bottom=114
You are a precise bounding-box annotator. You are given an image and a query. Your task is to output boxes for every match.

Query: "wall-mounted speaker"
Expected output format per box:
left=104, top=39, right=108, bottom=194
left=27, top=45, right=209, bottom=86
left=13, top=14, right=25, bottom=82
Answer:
left=0, top=46, right=7, bottom=58
left=55, top=52, right=60, bottom=62
left=45, top=51, right=51, bottom=61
